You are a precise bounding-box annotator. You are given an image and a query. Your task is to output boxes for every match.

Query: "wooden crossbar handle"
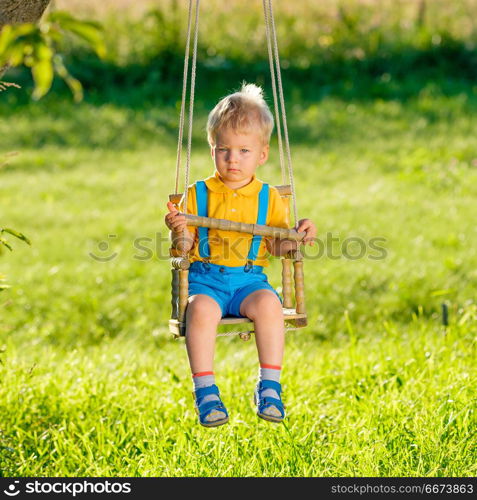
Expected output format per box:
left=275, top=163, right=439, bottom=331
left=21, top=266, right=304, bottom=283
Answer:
left=183, top=214, right=305, bottom=241
left=169, top=185, right=292, bottom=205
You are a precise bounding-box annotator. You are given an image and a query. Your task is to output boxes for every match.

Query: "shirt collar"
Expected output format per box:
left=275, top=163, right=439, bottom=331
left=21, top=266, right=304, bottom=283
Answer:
left=204, top=171, right=263, bottom=196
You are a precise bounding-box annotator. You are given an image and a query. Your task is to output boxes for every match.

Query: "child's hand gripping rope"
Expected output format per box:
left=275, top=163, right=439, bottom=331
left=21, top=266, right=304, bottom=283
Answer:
left=295, top=218, right=317, bottom=247
left=165, top=202, right=195, bottom=253
left=165, top=201, right=188, bottom=233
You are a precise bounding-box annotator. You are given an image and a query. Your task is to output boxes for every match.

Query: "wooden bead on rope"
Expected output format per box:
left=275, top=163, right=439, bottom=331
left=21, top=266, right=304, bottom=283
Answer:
left=171, top=257, right=190, bottom=270
left=285, top=249, right=303, bottom=261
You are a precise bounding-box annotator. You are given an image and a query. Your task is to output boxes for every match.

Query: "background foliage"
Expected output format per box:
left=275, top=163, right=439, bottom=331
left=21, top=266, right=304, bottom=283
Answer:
left=0, top=0, right=476, bottom=477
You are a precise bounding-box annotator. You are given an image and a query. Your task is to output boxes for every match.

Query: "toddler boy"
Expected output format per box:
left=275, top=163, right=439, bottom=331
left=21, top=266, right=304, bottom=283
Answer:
left=165, top=83, right=316, bottom=426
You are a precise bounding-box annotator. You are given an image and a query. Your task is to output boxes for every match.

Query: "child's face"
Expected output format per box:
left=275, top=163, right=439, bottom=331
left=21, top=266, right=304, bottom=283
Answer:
left=211, top=127, right=269, bottom=187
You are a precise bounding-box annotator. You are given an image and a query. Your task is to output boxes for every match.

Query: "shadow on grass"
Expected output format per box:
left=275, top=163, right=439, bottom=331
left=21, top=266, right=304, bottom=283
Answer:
left=2, top=41, right=477, bottom=157
left=55, top=39, right=477, bottom=104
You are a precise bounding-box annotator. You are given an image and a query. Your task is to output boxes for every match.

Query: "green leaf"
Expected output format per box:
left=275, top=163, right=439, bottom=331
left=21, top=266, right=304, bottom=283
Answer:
left=10, top=24, right=38, bottom=38
left=0, top=25, right=15, bottom=54
left=49, top=11, right=106, bottom=59
left=430, top=289, right=456, bottom=297
left=64, top=75, right=83, bottom=103
left=31, top=58, right=54, bottom=100
left=0, top=24, right=43, bottom=67
left=52, top=54, right=83, bottom=102
left=0, top=237, right=13, bottom=251
left=1, top=228, right=31, bottom=245
left=0, top=24, right=37, bottom=53
left=35, top=43, right=53, bottom=61
left=1, top=15, right=105, bottom=101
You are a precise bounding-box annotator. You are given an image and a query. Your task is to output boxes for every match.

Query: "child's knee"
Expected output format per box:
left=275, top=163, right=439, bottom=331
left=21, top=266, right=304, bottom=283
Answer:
left=187, top=294, right=222, bottom=322
left=242, top=290, right=282, bottom=318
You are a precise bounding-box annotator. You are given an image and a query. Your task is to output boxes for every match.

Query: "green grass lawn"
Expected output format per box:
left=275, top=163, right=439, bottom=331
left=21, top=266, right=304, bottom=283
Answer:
left=0, top=87, right=476, bottom=476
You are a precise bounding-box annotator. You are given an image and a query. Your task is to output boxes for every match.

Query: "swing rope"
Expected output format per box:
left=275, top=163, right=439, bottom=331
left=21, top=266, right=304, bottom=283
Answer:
left=174, top=0, right=298, bottom=248
left=263, top=0, right=299, bottom=227
left=180, top=0, right=200, bottom=259
left=217, top=326, right=299, bottom=339
left=262, top=0, right=286, bottom=186
left=174, top=0, right=193, bottom=196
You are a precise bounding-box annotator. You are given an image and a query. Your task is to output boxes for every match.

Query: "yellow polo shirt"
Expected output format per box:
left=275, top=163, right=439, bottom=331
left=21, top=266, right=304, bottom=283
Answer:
left=178, top=172, right=289, bottom=267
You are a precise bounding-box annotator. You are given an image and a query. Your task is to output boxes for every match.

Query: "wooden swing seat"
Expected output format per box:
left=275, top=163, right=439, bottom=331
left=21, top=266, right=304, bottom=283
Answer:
left=169, top=309, right=307, bottom=339
left=168, top=184, right=307, bottom=341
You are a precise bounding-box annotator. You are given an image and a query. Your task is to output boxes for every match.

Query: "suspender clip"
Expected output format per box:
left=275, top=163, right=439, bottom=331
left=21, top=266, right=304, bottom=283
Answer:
left=244, top=260, right=254, bottom=272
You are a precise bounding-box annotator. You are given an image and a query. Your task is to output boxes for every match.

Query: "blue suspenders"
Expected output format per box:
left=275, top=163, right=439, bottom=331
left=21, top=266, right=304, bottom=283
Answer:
left=196, top=181, right=211, bottom=260
left=195, top=180, right=269, bottom=267
left=247, top=183, right=269, bottom=264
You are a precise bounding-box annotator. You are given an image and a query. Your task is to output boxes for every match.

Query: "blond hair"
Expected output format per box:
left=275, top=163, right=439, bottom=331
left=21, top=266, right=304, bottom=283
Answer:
left=207, top=83, right=274, bottom=146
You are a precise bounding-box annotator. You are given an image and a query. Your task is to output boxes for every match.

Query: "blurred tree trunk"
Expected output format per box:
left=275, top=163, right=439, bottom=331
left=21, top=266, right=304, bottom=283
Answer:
left=0, top=0, right=51, bottom=30
left=0, top=0, right=51, bottom=77
left=416, top=0, right=426, bottom=28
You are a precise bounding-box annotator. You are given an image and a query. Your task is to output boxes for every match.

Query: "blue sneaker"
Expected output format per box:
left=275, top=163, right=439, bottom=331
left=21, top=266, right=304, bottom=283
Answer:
left=254, top=380, right=286, bottom=423
left=193, top=384, right=229, bottom=427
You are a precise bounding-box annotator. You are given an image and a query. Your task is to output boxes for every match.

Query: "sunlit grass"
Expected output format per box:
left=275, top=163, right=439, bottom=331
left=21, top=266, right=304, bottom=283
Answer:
left=1, top=85, right=476, bottom=476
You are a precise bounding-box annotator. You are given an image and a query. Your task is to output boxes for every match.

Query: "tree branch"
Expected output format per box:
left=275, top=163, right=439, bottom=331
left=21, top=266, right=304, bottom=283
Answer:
left=0, top=0, right=52, bottom=77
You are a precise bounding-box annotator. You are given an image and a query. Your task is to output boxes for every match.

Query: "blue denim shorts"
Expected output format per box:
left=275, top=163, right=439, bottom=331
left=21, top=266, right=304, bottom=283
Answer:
left=188, top=261, right=281, bottom=318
